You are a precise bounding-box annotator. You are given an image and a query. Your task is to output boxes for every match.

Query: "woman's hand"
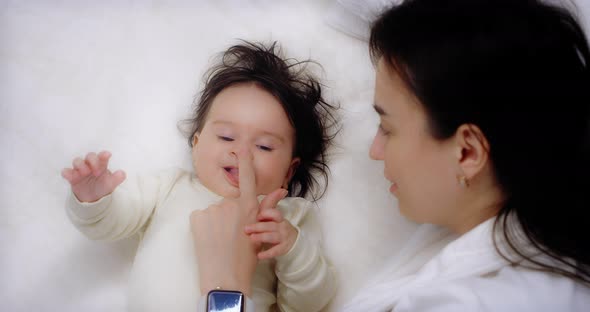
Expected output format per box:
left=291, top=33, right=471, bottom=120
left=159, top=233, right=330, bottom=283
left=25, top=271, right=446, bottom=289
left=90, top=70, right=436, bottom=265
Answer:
left=61, top=151, right=126, bottom=202
left=245, top=201, right=296, bottom=260
left=190, top=149, right=287, bottom=297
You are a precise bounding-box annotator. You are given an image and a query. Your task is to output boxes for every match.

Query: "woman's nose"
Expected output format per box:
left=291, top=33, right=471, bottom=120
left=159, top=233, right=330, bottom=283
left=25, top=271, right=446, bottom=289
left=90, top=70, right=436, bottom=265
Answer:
left=369, top=133, right=384, bottom=160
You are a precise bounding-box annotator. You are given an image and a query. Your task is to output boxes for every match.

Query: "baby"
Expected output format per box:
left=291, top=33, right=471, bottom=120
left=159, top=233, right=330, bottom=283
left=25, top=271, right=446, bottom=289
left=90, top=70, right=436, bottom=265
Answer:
left=61, top=41, right=338, bottom=312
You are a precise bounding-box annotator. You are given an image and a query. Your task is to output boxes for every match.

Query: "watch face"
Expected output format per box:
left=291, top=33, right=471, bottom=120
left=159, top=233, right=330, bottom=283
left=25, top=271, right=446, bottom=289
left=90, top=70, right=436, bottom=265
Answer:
left=207, top=290, right=244, bottom=312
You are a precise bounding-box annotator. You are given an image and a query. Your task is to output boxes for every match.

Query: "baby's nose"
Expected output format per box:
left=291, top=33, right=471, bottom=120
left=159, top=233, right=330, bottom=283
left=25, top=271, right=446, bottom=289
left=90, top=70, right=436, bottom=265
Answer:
left=230, top=141, right=252, bottom=156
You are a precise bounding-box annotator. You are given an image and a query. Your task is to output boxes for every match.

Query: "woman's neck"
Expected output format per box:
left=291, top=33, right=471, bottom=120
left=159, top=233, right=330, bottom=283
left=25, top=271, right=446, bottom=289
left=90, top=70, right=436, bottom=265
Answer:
left=448, top=170, right=505, bottom=235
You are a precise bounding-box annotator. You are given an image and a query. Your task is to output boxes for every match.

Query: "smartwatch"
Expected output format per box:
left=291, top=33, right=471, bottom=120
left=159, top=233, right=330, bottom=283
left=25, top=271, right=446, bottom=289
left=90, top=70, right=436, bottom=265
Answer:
left=206, top=289, right=244, bottom=312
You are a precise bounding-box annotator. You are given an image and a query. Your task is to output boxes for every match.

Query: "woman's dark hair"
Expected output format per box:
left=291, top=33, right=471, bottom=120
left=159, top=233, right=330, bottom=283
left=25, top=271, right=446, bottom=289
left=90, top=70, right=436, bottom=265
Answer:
left=370, top=0, right=590, bottom=284
left=181, top=41, right=338, bottom=200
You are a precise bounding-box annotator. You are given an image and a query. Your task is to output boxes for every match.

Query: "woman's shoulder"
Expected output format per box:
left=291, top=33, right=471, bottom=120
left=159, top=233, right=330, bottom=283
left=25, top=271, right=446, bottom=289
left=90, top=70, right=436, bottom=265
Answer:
left=396, top=265, right=590, bottom=311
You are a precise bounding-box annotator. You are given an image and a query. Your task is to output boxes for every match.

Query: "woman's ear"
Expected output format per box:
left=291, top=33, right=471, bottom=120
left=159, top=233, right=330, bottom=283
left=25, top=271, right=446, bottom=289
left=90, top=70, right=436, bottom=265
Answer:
left=192, top=133, right=199, bottom=147
left=282, top=158, right=301, bottom=189
left=454, top=124, right=490, bottom=182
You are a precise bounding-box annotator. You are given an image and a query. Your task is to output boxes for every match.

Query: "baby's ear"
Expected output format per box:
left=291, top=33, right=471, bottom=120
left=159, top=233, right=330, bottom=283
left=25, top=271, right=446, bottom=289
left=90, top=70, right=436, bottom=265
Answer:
left=283, top=157, right=301, bottom=188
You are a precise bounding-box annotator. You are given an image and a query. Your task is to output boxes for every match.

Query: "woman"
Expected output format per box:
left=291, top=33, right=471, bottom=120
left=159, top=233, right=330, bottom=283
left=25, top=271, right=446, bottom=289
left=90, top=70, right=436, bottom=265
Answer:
left=192, top=0, right=590, bottom=311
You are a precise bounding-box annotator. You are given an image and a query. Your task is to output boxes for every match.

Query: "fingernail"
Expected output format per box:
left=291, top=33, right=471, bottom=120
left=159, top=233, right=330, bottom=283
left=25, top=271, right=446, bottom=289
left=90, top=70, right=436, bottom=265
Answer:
left=281, top=189, right=288, bottom=198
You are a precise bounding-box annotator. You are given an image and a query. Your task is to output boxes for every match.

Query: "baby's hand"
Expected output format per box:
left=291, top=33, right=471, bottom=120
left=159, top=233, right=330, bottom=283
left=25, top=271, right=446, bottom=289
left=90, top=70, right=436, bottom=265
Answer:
left=244, top=203, right=297, bottom=260
left=61, top=151, right=126, bottom=203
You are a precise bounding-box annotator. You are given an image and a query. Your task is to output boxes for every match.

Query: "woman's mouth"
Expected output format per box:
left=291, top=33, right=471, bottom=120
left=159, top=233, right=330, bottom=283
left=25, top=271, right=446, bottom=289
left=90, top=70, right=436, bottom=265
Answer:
left=224, top=167, right=239, bottom=187
left=389, top=181, right=398, bottom=194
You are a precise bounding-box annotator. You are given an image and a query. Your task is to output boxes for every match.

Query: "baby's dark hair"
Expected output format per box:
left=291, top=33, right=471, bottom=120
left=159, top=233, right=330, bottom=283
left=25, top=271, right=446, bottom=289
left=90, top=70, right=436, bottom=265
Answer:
left=182, top=41, right=339, bottom=200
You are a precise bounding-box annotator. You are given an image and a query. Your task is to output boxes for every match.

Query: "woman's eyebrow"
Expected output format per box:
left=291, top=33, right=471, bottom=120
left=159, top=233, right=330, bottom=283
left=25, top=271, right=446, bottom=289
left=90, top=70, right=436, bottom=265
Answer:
left=211, top=120, right=233, bottom=126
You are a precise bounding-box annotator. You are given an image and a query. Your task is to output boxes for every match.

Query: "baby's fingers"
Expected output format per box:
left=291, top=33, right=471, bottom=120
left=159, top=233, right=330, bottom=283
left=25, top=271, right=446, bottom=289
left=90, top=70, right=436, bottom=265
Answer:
left=249, top=231, right=281, bottom=245
left=86, top=150, right=112, bottom=177
left=61, top=167, right=81, bottom=184
left=257, top=245, right=287, bottom=260
left=259, top=188, right=288, bottom=212
left=244, top=221, right=277, bottom=235
left=73, top=157, right=91, bottom=177
left=97, top=151, right=112, bottom=173
left=62, top=157, right=91, bottom=184
left=257, top=208, right=284, bottom=223
left=85, top=152, right=101, bottom=176
left=107, top=169, right=126, bottom=189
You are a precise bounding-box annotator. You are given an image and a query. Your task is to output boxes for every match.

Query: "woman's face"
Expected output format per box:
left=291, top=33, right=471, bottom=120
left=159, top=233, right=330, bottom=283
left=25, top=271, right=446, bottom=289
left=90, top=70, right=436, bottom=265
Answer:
left=369, top=59, right=460, bottom=226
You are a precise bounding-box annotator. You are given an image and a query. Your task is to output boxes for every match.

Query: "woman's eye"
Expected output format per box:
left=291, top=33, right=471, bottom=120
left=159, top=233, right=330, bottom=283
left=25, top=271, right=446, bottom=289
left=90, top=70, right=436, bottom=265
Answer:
left=378, top=124, right=391, bottom=136
left=257, top=145, right=273, bottom=152
left=218, top=136, right=234, bottom=142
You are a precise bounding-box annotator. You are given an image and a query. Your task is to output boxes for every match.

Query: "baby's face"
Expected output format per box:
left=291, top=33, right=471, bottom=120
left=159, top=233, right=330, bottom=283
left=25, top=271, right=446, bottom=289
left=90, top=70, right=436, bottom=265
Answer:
left=192, top=83, right=299, bottom=198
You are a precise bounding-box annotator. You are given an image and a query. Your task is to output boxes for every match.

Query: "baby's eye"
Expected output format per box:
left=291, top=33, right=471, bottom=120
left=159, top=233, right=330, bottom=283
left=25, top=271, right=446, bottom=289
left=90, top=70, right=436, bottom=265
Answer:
left=257, top=145, right=273, bottom=152
left=218, top=136, right=234, bottom=142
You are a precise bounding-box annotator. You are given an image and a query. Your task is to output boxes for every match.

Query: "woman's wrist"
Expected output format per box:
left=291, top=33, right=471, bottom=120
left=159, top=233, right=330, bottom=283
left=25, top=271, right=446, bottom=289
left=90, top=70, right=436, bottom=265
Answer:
left=200, top=278, right=252, bottom=297
left=198, top=291, right=255, bottom=312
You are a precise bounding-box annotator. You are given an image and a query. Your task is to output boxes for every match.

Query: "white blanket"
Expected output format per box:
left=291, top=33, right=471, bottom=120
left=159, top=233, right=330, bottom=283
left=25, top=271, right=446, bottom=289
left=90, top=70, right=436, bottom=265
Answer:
left=0, top=0, right=415, bottom=311
left=2, top=0, right=589, bottom=311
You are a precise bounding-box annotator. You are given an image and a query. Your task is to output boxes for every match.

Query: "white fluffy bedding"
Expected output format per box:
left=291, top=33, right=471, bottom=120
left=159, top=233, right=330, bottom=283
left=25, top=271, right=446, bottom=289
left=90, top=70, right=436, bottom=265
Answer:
left=1, top=0, right=589, bottom=311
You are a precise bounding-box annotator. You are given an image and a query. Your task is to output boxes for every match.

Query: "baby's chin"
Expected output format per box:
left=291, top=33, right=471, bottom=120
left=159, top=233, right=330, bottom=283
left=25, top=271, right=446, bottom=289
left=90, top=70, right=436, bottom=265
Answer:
left=200, top=179, right=275, bottom=199
left=212, top=186, right=241, bottom=199
left=197, top=179, right=240, bottom=199
left=213, top=186, right=276, bottom=200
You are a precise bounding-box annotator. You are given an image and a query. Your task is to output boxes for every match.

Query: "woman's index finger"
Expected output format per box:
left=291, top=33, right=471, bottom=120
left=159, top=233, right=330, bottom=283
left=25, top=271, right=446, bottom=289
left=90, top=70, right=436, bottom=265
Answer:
left=237, top=149, right=257, bottom=204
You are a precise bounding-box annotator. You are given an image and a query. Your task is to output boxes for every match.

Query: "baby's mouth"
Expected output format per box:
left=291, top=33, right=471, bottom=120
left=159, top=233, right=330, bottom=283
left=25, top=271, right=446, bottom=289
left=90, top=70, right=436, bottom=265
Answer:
left=224, top=167, right=239, bottom=187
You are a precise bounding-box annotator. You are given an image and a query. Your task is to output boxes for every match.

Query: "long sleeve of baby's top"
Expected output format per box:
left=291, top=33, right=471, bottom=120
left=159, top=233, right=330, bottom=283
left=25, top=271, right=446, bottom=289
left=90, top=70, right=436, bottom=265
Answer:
left=274, top=198, right=337, bottom=312
left=66, top=169, right=180, bottom=241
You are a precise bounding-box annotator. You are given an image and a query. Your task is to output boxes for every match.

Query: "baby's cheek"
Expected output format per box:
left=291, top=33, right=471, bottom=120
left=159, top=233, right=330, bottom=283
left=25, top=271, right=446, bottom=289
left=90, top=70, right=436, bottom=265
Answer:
left=254, top=157, right=290, bottom=190
left=256, top=173, right=281, bottom=195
